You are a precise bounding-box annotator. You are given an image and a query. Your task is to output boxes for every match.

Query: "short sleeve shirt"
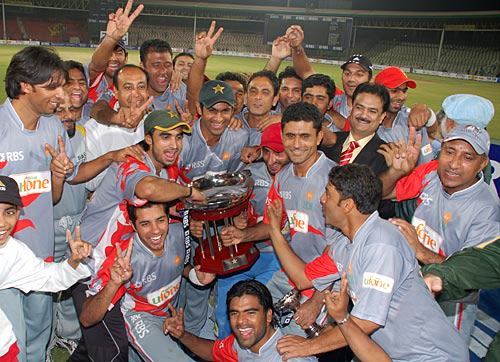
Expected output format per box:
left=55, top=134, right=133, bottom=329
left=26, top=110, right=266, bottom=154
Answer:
left=0, top=99, right=79, bottom=260
left=178, top=120, right=249, bottom=180
left=396, top=160, right=500, bottom=256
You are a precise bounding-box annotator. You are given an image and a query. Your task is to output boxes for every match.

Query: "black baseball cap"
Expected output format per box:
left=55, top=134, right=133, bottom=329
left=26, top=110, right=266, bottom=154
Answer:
left=99, top=36, right=128, bottom=54
left=341, top=54, right=373, bottom=75
left=0, top=176, right=22, bottom=207
left=199, top=80, right=235, bottom=108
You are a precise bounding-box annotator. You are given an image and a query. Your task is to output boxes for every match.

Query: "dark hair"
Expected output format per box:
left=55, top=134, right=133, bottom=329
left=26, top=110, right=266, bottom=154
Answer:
left=127, top=202, right=169, bottom=226
left=112, top=64, right=149, bottom=91
left=140, top=39, right=173, bottom=62
left=278, top=66, right=302, bottom=86
left=281, top=102, right=323, bottom=133
left=6, top=46, right=65, bottom=99
left=328, top=164, right=381, bottom=214
left=227, top=279, right=273, bottom=314
left=216, top=72, right=248, bottom=93
left=248, top=70, right=279, bottom=97
left=173, top=52, right=194, bottom=66
left=352, top=82, right=390, bottom=113
left=302, top=74, right=336, bottom=100
left=63, top=60, right=87, bottom=83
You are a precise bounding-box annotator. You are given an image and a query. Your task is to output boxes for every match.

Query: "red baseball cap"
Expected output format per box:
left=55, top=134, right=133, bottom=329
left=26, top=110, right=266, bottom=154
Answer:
left=374, top=66, right=416, bottom=89
left=260, top=123, right=284, bottom=153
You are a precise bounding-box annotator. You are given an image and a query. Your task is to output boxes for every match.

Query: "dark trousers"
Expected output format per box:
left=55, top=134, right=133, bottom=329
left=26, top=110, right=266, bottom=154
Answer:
left=70, top=283, right=129, bottom=362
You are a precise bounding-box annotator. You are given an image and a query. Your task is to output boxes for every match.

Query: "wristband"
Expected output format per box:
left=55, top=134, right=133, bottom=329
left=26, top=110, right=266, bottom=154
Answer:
left=188, top=268, right=204, bottom=286
left=187, top=185, right=193, bottom=198
left=336, top=313, right=350, bottom=326
left=425, top=109, right=437, bottom=127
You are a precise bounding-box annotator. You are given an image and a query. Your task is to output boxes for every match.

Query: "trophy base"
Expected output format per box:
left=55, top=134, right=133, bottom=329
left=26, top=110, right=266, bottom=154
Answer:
left=194, top=242, right=260, bottom=275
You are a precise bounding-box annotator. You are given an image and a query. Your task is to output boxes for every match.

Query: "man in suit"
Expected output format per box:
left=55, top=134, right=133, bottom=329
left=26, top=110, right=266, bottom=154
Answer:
left=320, top=83, right=393, bottom=218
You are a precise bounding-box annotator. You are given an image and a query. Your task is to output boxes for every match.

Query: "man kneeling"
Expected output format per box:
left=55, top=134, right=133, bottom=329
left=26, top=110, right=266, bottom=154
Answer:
left=165, top=280, right=317, bottom=361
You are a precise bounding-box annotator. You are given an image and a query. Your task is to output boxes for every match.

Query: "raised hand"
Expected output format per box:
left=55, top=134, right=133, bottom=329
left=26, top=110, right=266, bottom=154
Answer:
left=110, top=242, right=133, bottom=286
left=227, top=116, right=243, bottom=130
left=46, top=135, right=74, bottom=180
left=172, top=100, right=194, bottom=127
left=378, top=127, right=422, bottom=175
left=408, top=104, right=431, bottom=129
left=294, top=297, right=322, bottom=329
left=324, top=272, right=349, bottom=322
left=240, top=146, right=261, bottom=164
left=285, top=25, right=305, bottom=49
left=67, top=226, right=92, bottom=269
left=276, top=334, right=310, bottom=360
left=267, top=198, right=283, bottom=233
left=194, top=20, right=224, bottom=60
left=169, top=69, right=183, bottom=93
left=116, top=95, right=153, bottom=128
left=106, top=0, right=144, bottom=41
left=163, top=304, right=185, bottom=338
left=272, top=35, right=292, bottom=60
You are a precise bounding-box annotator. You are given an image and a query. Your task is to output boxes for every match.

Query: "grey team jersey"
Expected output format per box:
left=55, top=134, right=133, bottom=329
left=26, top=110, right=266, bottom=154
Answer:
left=245, top=162, right=274, bottom=252
left=272, top=152, right=339, bottom=262
left=236, top=107, right=281, bottom=146
left=0, top=99, right=78, bottom=260
left=178, top=119, right=249, bottom=180
left=377, top=106, right=433, bottom=165
left=88, top=223, right=185, bottom=317
left=332, top=93, right=350, bottom=118
left=152, top=83, right=187, bottom=112
left=213, top=328, right=317, bottom=362
left=396, top=161, right=500, bottom=257
left=310, top=212, right=468, bottom=362
left=53, top=124, right=88, bottom=221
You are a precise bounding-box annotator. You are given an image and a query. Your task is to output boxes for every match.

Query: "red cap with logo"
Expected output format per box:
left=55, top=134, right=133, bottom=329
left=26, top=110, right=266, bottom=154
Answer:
left=375, top=66, right=416, bottom=89
left=260, top=123, right=284, bottom=153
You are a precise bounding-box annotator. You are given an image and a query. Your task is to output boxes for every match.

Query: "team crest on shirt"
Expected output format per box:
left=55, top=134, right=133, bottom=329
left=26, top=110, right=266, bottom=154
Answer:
left=443, top=212, right=452, bottom=225
left=222, top=151, right=231, bottom=161
left=147, top=276, right=181, bottom=306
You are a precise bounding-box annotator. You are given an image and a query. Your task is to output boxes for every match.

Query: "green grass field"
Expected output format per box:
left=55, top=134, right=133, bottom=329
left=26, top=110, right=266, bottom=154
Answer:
left=1, top=44, right=498, bottom=140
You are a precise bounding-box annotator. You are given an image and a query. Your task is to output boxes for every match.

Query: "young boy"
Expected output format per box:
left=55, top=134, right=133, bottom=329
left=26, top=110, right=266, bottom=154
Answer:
left=0, top=175, right=92, bottom=361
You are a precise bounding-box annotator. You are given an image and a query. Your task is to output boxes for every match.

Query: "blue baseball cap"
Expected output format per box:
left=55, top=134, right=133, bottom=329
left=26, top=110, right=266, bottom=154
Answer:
left=442, top=94, right=494, bottom=129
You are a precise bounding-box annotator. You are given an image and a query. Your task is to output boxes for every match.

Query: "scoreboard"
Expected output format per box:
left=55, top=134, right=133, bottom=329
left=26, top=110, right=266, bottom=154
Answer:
left=88, top=0, right=117, bottom=42
left=264, top=14, right=353, bottom=51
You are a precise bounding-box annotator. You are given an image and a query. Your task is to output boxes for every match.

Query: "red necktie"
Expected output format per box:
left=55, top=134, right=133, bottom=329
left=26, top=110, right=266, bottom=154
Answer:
left=339, top=141, right=359, bottom=166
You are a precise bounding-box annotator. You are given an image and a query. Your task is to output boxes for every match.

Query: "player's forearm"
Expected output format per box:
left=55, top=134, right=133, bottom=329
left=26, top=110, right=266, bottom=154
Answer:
left=304, top=324, right=348, bottom=355
left=268, top=227, right=312, bottom=290
left=80, top=282, right=121, bottom=327
left=88, top=36, right=118, bottom=78
left=338, top=318, right=391, bottom=362
left=416, top=246, right=445, bottom=265
left=51, top=175, right=64, bottom=205
left=291, top=46, right=314, bottom=79
left=187, top=57, right=208, bottom=115
left=241, top=222, right=271, bottom=243
left=70, top=151, right=119, bottom=185
left=135, top=176, right=191, bottom=202
left=264, top=55, right=283, bottom=73
left=90, top=100, right=119, bottom=126
left=380, top=167, right=405, bottom=200
left=178, top=332, right=215, bottom=361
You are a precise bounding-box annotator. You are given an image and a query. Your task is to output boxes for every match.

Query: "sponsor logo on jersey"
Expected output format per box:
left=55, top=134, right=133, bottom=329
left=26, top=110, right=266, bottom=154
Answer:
left=147, top=276, right=181, bottom=306
left=418, top=192, right=433, bottom=206
left=286, top=210, right=309, bottom=233
left=362, top=272, right=394, bottom=293
left=280, top=190, right=292, bottom=200
left=254, top=179, right=270, bottom=187
left=10, top=171, right=51, bottom=197
left=133, top=272, right=157, bottom=289
left=412, top=217, right=444, bottom=255
left=421, top=143, right=433, bottom=157
left=0, top=151, right=24, bottom=163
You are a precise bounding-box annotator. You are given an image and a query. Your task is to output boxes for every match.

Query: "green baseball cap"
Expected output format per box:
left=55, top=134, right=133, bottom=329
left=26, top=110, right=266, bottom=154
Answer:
left=143, top=110, right=192, bottom=135
left=199, top=80, right=235, bottom=108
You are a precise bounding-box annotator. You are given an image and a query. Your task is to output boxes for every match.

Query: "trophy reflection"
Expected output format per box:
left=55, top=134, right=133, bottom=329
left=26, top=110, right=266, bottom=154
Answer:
left=274, top=288, right=323, bottom=338
left=183, top=172, right=259, bottom=275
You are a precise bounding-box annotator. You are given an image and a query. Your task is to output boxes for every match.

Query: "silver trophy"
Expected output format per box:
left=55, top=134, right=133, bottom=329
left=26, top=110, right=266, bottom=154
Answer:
left=274, top=288, right=323, bottom=338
